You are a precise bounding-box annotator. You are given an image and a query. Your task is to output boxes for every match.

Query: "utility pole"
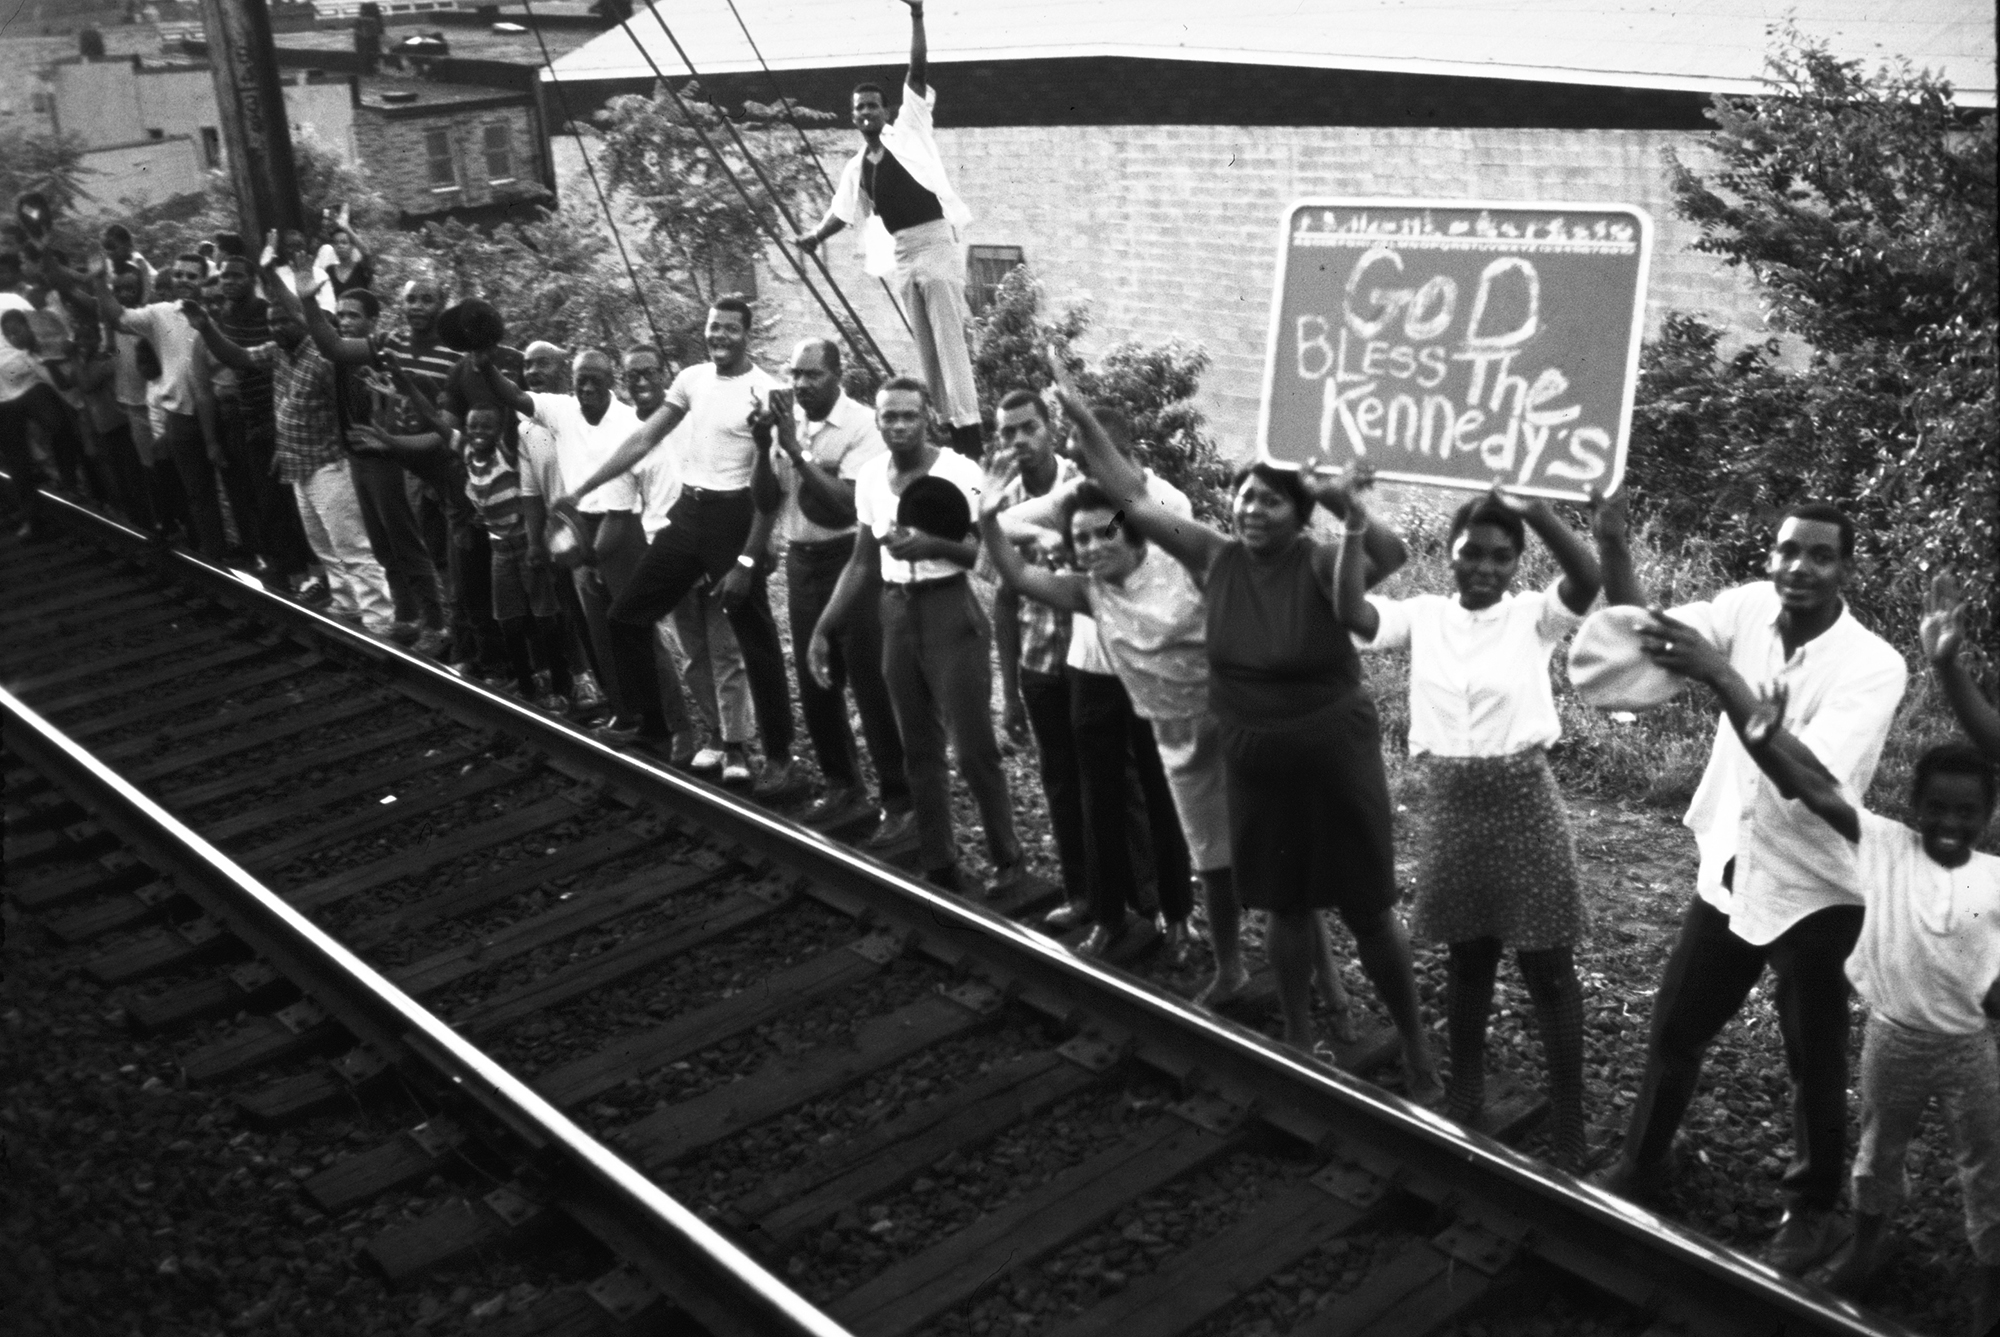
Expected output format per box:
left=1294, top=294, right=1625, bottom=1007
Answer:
left=199, top=0, right=305, bottom=244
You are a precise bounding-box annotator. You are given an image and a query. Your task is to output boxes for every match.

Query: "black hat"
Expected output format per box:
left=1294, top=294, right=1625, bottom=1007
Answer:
left=436, top=298, right=506, bottom=353
left=894, top=474, right=972, bottom=543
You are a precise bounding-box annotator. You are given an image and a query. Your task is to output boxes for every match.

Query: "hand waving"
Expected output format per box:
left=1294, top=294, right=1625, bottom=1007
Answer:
left=1920, top=571, right=1966, bottom=665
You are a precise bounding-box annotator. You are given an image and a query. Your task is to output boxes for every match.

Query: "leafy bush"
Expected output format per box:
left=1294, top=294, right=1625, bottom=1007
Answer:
left=969, top=265, right=1232, bottom=522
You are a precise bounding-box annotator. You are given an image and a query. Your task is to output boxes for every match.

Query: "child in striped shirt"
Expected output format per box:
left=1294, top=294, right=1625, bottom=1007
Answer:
left=457, top=405, right=573, bottom=708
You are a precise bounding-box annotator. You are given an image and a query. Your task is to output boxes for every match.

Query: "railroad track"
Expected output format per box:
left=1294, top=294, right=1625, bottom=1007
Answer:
left=2, top=491, right=1910, bottom=1337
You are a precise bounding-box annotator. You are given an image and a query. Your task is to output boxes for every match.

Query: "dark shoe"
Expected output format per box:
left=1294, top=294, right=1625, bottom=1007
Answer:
left=1077, top=916, right=1158, bottom=961
left=1765, top=1207, right=1850, bottom=1276
left=1075, top=925, right=1115, bottom=958
left=985, top=860, right=1033, bottom=900
left=1157, top=916, right=1195, bottom=967
left=751, top=758, right=797, bottom=800
left=387, top=621, right=422, bottom=646
left=592, top=717, right=644, bottom=746
left=864, top=809, right=918, bottom=850
left=413, top=627, right=450, bottom=658
left=802, top=787, right=875, bottom=830
left=1590, top=1148, right=1677, bottom=1206
left=924, top=864, right=963, bottom=893
left=1041, top=899, right=1092, bottom=931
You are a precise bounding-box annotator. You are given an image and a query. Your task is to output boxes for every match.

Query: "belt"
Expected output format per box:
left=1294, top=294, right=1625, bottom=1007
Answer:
left=884, top=573, right=966, bottom=596
left=680, top=484, right=750, bottom=499
left=788, top=534, right=857, bottom=554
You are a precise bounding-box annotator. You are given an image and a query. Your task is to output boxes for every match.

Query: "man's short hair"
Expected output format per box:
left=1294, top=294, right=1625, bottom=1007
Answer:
left=879, top=374, right=930, bottom=405
left=218, top=254, right=252, bottom=276
left=573, top=348, right=616, bottom=378
left=339, top=288, right=381, bottom=321
left=622, top=342, right=662, bottom=365
left=996, top=388, right=1048, bottom=424
left=851, top=81, right=886, bottom=102
left=710, top=293, right=753, bottom=328
left=100, top=224, right=132, bottom=247
left=1779, top=501, right=1856, bottom=558
left=1912, top=739, right=1997, bottom=811
left=794, top=337, right=841, bottom=373
left=175, top=251, right=209, bottom=273
left=402, top=277, right=444, bottom=300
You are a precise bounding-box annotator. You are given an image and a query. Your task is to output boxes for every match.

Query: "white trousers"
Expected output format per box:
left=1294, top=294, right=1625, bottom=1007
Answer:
left=891, top=219, right=980, bottom=428
left=292, top=459, right=395, bottom=633
left=655, top=585, right=753, bottom=745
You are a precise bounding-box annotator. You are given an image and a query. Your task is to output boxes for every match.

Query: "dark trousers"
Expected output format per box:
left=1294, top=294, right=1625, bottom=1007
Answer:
left=1021, top=666, right=1089, bottom=902
left=788, top=535, right=908, bottom=810
left=217, top=405, right=311, bottom=576
left=349, top=452, right=443, bottom=627
left=573, top=510, right=650, bottom=717
left=607, top=488, right=793, bottom=761
left=0, top=385, right=66, bottom=528
left=403, top=447, right=497, bottom=659
left=879, top=575, right=1018, bottom=874
left=159, top=410, right=228, bottom=562
left=1072, top=668, right=1192, bottom=931
left=1622, top=894, right=1865, bottom=1209
left=93, top=420, right=154, bottom=529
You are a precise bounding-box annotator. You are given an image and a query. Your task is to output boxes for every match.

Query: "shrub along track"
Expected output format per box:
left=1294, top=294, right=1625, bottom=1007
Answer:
left=0, top=497, right=1911, bottom=1337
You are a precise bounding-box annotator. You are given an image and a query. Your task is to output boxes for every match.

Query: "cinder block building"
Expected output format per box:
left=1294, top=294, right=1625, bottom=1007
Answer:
left=352, top=73, right=553, bottom=223
left=549, top=0, right=1995, bottom=454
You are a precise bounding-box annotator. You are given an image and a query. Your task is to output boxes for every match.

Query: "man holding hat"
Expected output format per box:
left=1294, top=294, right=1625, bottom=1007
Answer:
left=808, top=375, right=1026, bottom=896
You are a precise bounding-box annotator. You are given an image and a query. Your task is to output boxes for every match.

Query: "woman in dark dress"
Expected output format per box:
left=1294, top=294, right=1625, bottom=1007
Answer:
left=1053, top=377, right=1440, bottom=1096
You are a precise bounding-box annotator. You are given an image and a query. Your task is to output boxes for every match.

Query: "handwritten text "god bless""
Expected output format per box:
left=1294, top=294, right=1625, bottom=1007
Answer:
left=1295, top=246, right=1609, bottom=488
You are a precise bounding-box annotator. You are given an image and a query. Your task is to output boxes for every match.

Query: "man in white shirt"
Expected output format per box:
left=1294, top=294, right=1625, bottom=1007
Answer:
left=809, top=375, right=1024, bottom=895
left=1595, top=501, right=1908, bottom=1275
left=794, top=1, right=983, bottom=459
left=558, top=297, right=794, bottom=784
left=82, top=251, right=228, bottom=561
left=751, top=337, right=909, bottom=831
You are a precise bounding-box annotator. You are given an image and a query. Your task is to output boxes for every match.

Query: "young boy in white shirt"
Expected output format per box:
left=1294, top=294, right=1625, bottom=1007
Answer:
left=1728, top=693, right=1998, bottom=1332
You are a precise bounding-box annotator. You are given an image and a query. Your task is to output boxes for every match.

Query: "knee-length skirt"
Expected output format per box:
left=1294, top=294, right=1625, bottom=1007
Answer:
left=1411, top=748, right=1585, bottom=950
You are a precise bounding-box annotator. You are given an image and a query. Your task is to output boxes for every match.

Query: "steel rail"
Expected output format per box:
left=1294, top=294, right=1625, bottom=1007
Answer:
left=7, top=488, right=1910, bottom=1337
left=0, top=679, right=853, bottom=1337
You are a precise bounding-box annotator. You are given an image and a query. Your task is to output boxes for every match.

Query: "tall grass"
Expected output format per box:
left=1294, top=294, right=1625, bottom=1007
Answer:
left=1353, top=488, right=1960, bottom=821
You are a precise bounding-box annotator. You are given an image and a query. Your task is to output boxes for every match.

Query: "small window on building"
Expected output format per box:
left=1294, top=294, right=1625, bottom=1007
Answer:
left=425, top=127, right=458, bottom=190
left=482, top=123, right=513, bottom=184
left=966, top=245, right=1024, bottom=316
left=199, top=126, right=222, bottom=170
left=146, top=127, right=165, bottom=141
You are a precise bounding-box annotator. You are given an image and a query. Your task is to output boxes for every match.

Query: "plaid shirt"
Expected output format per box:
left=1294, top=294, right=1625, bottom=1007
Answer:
left=993, top=459, right=1079, bottom=676
left=248, top=338, right=343, bottom=483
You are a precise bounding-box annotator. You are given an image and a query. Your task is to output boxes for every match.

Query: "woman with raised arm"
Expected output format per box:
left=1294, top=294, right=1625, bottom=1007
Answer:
left=1050, top=369, right=1438, bottom=1092
left=319, top=206, right=374, bottom=302
left=1340, top=486, right=1603, bottom=1168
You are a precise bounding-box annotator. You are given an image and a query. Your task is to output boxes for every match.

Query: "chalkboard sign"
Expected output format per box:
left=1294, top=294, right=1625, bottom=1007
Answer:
left=1257, top=199, right=1651, bottom=500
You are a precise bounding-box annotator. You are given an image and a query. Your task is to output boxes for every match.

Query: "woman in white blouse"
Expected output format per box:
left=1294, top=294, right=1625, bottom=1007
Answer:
left=1341, top=487, right=1602, bottom=1168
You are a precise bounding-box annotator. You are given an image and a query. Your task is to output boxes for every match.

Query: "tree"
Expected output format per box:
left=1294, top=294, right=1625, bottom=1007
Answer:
left=1630, top=27, right=1997, bottom=661
left=970, top=266, right=1232, bottom=523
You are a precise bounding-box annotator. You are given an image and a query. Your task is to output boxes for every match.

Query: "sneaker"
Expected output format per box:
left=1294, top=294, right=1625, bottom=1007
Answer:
left=569, top=671, right=608, bottom=713
left=294, top=576, right=331, bottom=607
left=689, top=747, right=726, bottom=776
left=386, top=621, right=422, bottom=646
left=721, top=747, right=752, bottom=785
left=1764, top=1207, right=1849, bottom=1276
left=537, top=692, right=571, bottom=714
left=801, top=787, right=875, bottom=830
left=413, top=627, right=450, bottom=658
left=864, top=809, right=918, bottom=849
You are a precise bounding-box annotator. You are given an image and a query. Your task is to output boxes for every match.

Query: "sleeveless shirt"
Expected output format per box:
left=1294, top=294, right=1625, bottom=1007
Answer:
left=1205, top=535, right=1360, bottom=726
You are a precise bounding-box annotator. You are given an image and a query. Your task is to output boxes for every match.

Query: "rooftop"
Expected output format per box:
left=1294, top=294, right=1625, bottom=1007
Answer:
left=354, top=71, right=533, bottom=111
left=549, top=0, right=1997, bottom=108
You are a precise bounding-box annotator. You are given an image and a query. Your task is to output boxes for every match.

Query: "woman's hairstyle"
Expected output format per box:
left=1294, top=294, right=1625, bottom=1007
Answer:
left=1061, top=478, right=1142, bottom=548
left=1229, top=461, right=1315, bottom=525
left=1912, top=739, right=1997, bottom=810
left=1447, top=495, right=1526, bottom=554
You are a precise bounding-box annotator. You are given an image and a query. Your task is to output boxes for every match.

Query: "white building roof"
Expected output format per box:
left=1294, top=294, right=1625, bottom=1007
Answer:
left=547, top=0, right=1995, bottom=108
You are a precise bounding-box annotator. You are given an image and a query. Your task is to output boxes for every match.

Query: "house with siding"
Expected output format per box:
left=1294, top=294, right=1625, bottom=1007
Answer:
left=547, top=0, right=1995, bottom=454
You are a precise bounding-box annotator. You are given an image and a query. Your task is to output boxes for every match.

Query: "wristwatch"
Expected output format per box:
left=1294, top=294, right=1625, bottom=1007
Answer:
left=736, top=554, right=756, bottom=570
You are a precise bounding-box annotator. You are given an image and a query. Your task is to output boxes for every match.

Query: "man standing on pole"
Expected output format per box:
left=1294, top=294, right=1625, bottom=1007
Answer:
left=795, top=0, right=983, bottom=460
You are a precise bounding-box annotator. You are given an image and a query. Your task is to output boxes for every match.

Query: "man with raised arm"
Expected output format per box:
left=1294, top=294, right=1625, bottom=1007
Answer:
left=183, top=249, right=394, bottom=634
left=794, top=1, right=983, bottom=459
left=1593, top=499, right=1908, bottom=1277
left=552, top=296, right=795, bottom=788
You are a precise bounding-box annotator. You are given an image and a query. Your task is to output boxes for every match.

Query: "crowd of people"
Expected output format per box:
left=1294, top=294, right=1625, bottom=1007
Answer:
left=1, top=0, right=1995, bottom=1325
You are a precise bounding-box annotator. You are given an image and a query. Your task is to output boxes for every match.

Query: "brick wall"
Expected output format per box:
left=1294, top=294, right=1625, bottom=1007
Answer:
left=353, top=101, right=546, bottom=219
left=752, top=124, right=1777, bottom=458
